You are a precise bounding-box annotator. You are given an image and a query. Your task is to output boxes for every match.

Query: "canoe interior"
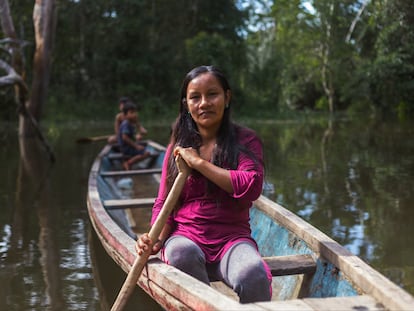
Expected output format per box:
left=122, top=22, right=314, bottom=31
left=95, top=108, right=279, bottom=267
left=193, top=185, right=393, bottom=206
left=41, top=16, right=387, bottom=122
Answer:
left=97, top=143, right=164, bottom=239
left=251, top=207, right=358, bottom=299
left=91, top=142, right=414, bottom=310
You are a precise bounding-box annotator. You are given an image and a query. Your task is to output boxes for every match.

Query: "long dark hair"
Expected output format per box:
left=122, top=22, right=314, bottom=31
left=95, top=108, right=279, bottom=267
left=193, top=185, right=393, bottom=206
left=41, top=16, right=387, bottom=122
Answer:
left=166, top=65, right=257, bottom=191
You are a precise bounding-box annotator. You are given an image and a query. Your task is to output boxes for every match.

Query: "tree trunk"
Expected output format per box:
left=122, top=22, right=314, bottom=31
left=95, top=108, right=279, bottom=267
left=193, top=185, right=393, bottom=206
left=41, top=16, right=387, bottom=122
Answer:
left=1, top=0, right=56, bottom=160
left=346, top=0, right=370, bottom=43
left=25, top=0, right=57, bottom=159
left=21, top=0, right=56, bottom=137
left=320, top=2, right=335, bottom=114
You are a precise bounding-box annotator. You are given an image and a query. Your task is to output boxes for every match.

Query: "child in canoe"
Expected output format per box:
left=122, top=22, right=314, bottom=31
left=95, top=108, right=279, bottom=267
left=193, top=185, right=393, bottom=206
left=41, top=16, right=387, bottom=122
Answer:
left=117, top=101, right=151, bottom=170
left=108, top=96, right=147, bottom=145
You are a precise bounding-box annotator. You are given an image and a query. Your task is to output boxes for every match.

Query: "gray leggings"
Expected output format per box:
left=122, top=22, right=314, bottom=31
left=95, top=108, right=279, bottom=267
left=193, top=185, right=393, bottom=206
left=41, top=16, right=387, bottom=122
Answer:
left=163, top=235, right=271, bottom=303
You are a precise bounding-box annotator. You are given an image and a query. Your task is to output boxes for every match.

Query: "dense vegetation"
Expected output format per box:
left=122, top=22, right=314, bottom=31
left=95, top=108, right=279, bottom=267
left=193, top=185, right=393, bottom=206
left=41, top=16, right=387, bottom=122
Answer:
left=1, top=0, right=413, bottom=122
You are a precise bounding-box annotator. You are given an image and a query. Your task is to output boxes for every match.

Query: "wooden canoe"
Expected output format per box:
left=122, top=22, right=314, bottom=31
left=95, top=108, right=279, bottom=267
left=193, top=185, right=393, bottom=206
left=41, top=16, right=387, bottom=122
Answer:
left=87, top=142, right=414, bottom=310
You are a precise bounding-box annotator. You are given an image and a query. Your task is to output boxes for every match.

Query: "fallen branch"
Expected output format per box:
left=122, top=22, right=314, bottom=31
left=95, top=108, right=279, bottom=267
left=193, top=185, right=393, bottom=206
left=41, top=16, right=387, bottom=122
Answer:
left=0, top=59, right=28, bottom=91
left=0, top=58, right=55, bottom=162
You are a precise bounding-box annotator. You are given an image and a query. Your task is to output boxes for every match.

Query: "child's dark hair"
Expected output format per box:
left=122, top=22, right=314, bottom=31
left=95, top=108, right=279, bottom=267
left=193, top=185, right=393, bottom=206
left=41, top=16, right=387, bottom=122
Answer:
left=119, top=96, right=130, bottom=105
left=122, top=101, right=137, bottom=115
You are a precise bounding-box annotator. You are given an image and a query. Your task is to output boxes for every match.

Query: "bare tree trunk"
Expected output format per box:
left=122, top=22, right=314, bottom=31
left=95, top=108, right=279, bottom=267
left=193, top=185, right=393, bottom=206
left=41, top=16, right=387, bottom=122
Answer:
left=30, top=0, right=56, bottom=120
left=346, top=0, right=370, bottom=43
left=0, top=0, right=14, bottom=35
left=320, top=2, right=335, bottom=114
left=20, top=0, right=56, bottom=137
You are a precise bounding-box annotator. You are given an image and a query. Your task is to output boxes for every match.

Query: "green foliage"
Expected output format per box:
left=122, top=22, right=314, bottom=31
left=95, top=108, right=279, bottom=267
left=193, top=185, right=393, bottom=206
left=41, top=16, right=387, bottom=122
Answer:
left=315, top=97, right=328, bottom=110
left=46, top=0, right=248, bottom=119
left=185, top=32, right=236, bottom=75
left=1, top=0, right=413, bottom=121
left=367, top=0, right=414, bottom=116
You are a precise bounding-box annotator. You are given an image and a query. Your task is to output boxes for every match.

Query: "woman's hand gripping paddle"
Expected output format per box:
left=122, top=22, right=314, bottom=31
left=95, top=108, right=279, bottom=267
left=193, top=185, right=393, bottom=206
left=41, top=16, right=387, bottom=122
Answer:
left=111, top=155, right=190, bottom=311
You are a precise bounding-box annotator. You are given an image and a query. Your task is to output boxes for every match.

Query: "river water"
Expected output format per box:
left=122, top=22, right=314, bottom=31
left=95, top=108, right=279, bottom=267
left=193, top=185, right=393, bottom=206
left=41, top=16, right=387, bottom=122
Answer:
left=0, top=116, right=413, bottom=310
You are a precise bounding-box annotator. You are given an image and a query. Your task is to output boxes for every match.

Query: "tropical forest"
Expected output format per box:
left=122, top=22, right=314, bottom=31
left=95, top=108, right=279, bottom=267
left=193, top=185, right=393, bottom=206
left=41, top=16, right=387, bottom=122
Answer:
left=1, top=1, right=414, bottom=310
left=1, top=0, right=413, bottom=123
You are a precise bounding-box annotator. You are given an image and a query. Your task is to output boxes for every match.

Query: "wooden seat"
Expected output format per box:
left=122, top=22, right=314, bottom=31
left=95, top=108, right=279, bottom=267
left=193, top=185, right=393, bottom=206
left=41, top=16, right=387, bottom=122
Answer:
left=107, top=152, right=130, bottom=160
left=212, top=254, right=317, bottom=301
left=101, top=168, right=162, bottom=177
left=258, top=295, right=385, bottom=311
left=263, top=254, right=316, bottom=276
left=103, top=197, right=156, bottom=209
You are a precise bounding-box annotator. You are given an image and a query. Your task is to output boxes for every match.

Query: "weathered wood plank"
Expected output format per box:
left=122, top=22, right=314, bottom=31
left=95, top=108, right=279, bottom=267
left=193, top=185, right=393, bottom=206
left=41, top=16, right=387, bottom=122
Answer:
left=211, top=281, right=239, bottom=301
left=107, top=152, right=128, bottom=160
left=137, top=276, right=192, bottom=311
left=255, top=295, right=384, bottom=311
left=255, top=299, right=314, bottom=311
left=210, top=255, right=316, bottom=303
left=144, top=259, right=267, bottom=311
left=303, top=295, right=385, bottom=311
left=263, top=254, right=316, bottom=276
left=104, top=198, right=156, bottom=209
left=146, top=140, right=166, bottom=151
left=101, top=168, right=162, bottom=177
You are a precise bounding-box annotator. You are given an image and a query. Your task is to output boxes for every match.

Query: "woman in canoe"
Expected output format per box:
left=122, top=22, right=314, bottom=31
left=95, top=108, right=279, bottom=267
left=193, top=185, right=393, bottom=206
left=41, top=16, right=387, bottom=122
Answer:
left=137, top=65, right=272, bottom=303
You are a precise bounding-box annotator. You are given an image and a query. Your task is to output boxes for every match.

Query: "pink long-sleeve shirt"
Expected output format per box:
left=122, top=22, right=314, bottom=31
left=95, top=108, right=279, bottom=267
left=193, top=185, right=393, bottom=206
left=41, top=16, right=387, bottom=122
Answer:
left=151, top=127, right=264, bottom=263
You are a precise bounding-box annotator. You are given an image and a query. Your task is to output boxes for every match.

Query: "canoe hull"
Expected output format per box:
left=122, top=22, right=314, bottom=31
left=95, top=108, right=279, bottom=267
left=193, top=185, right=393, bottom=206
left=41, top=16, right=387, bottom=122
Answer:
left=87, top=143, right=414, bottom=310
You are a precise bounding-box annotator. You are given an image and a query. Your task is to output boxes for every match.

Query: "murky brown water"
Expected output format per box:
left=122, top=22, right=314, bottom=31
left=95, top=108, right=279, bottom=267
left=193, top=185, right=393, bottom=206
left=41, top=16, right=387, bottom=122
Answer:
left=1, top=116, right=413, bottom=310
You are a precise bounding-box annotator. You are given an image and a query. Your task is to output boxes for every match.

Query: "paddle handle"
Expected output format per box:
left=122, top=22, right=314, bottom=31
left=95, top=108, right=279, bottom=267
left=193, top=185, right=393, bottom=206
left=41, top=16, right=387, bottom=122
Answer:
left=76, top=135, right=111, bottom=143
left=111, top=156, right=189, bottom=311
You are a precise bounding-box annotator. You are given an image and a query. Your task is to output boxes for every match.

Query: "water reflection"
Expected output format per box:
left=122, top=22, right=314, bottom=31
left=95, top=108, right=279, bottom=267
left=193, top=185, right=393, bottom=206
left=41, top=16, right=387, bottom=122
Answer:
left=0, top=136, right=59, bottom=309
left=0, top=128, right=102, bottom=310
left=257, top=116, right=414, bottom=293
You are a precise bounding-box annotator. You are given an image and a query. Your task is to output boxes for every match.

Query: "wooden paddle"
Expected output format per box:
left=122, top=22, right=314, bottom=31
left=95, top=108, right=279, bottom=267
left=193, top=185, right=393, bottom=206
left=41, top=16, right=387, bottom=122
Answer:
left=111, top=155, right=190, bottom=311
left=76, top=135, right=111, bottom=144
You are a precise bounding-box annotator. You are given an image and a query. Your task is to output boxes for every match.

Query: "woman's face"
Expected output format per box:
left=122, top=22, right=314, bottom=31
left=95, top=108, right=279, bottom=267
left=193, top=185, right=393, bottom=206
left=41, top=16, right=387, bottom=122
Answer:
left=186, top=73, right=230, bottom=133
